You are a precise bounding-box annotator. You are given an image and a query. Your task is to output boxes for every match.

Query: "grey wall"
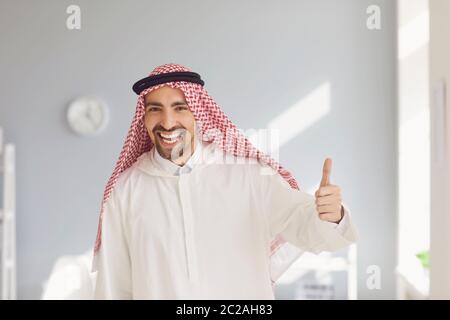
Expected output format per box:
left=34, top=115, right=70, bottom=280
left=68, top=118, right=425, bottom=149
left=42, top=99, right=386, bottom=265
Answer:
left=0, top=0, right=396, bottom=299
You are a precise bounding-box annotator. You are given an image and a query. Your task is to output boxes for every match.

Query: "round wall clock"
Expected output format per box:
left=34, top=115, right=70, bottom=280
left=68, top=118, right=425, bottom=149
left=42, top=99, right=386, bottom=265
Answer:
left=67, top=96, right=109, bottom=136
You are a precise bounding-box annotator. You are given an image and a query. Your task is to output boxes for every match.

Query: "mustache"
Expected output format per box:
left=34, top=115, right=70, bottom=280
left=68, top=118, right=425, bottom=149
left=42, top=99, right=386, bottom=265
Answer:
left=152, top=125, right=185, bottom=133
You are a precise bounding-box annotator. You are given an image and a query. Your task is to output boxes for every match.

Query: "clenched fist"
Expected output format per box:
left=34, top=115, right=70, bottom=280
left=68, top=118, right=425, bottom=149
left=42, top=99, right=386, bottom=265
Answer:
left=314, top=158, right=344, bottom=223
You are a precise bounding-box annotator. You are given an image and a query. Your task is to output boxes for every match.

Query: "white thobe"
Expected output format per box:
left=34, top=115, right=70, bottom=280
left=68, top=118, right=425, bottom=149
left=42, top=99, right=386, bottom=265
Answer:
left=93, top=140, right=358, bottom=299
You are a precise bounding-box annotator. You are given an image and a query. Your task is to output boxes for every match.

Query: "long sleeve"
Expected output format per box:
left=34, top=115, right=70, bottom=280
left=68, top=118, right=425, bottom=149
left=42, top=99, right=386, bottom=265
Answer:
left=324, top=204, right=352, bottom=234
left=93, top=188, right=133, bottom=299
left=259, top=167, right=358, bottom=254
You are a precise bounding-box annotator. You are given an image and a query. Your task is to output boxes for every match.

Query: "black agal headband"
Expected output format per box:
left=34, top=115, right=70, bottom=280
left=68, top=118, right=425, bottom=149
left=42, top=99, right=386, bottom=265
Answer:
left=132, top=71, right=205, bottom=95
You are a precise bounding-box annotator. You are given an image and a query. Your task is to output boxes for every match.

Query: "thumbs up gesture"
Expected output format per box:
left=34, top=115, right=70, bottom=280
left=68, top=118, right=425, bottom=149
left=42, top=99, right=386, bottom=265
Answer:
left=315, top=158, right=344, bottom=223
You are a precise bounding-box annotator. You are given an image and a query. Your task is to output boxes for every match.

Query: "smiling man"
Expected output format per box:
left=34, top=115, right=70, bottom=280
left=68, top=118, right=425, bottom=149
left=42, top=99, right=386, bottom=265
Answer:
left=144, top=86, right=196, bottom=166
left=92, top=63, right=358, bottom=299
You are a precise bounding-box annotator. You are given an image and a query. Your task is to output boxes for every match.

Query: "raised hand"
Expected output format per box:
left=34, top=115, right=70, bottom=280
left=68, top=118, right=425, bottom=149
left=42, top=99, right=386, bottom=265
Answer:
left=315, top=158, right=344, bottom=223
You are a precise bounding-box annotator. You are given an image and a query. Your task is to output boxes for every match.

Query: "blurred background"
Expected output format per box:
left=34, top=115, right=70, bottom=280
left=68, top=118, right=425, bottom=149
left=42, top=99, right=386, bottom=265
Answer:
left=0, top=0, right=448, bottom=299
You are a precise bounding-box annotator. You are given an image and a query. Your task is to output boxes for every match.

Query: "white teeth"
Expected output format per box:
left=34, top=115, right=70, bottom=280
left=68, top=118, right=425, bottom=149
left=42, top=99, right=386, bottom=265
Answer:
left=159, top=131, right=183, bottom=140
left=162, top=138, right=178, bottom=144
left=158, top=131, right=183, bottom=145
left=160, top=133, right=180, bottom=139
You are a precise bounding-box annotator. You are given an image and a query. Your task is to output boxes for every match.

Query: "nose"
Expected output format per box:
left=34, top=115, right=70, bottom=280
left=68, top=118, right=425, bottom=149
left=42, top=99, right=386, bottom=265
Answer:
left=159, top=112, right=178, bottom=131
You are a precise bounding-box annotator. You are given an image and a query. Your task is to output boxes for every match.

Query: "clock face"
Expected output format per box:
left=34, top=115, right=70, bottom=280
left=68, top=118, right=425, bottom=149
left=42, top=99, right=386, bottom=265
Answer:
left=67, top=97, right=109, bottom=136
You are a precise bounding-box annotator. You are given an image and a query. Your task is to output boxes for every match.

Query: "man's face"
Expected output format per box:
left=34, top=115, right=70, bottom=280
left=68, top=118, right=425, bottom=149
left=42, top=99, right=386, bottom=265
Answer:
left=144, top=86, right=196, bottom=164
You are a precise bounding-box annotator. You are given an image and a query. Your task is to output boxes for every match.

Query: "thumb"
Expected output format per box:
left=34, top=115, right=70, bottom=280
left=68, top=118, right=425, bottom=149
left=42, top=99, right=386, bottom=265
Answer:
left=320, top=158, right=332, bottom=187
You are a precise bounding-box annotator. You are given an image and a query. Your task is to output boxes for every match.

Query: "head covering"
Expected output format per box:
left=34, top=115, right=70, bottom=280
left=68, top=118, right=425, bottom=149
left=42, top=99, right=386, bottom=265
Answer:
left=92, top=63, right=304, bottom=283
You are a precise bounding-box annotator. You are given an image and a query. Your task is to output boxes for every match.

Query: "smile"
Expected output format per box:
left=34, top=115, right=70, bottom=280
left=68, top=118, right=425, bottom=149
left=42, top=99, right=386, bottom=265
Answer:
left=157, top=130, right=184, bottom=146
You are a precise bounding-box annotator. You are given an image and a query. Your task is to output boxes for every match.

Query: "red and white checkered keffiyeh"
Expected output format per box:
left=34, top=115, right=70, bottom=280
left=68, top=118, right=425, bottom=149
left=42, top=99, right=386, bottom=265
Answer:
left=93, top=63, right=303, bottom=283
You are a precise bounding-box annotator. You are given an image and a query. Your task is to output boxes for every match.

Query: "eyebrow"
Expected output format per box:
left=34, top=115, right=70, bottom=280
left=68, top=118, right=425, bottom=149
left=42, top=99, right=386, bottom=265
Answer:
left=145, top=101, right=188, bottom=108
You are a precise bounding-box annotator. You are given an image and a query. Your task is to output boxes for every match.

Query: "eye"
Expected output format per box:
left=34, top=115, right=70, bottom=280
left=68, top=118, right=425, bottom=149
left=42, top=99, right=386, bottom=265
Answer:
left=147, top=107, right=160, bottom=112
left=175, top=106, right=188, bottom=111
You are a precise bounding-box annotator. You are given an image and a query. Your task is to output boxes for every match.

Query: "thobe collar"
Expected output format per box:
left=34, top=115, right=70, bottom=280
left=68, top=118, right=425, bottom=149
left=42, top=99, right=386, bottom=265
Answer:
left=152, top=138, right=203, bottom=176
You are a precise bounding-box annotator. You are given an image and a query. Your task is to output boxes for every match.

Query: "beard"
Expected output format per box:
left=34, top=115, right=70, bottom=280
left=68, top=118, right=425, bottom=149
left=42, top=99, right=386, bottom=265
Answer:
left=153, top=128, right=195, bottom=163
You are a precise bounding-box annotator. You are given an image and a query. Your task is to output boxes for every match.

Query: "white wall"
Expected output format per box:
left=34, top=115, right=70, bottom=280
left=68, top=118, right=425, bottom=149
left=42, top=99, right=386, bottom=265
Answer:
left=0, top=0, right=397, bottom=299
left=430, top=0, right=450, bottom=300
left=396, top=0, right=430, bottom=299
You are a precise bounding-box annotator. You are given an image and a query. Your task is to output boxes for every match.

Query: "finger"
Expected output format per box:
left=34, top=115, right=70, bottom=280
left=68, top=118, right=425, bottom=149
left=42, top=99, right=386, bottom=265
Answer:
left=316, top=185, right=341, bottom=197
left=316, top=204, right=340, bottom=214
left=315, top=195, right=341, bottom=206
left=320, top=158, right=332, bottom=187
left=318, top=212, right=340, bottom=222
